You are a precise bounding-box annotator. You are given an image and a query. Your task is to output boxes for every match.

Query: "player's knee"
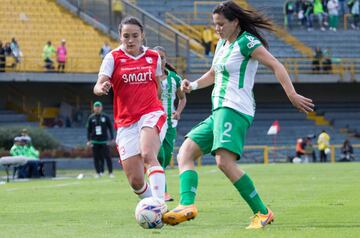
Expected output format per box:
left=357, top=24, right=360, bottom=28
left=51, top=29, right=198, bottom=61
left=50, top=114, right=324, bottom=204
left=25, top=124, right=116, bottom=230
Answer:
left=141, top=151, right=156, bottom=164
left=129, top=176, right=145, bottom=191
left=216, top=158, right=228, bottom=172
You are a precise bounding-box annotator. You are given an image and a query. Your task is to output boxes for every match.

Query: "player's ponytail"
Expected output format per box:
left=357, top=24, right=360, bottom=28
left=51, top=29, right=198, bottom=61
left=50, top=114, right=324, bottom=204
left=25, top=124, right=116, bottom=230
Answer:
left=213, top=1, right=273, bottom=48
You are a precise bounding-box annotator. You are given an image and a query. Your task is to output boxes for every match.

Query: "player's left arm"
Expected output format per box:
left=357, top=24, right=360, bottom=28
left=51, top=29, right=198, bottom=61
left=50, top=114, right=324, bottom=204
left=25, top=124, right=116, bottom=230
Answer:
left=173, top=88, right=187, bottom=120
left=156, top=76, right=162, bottom=99
left=155, top=54, right=163, bottom=99
left=251, top=46, right=314, bottom=114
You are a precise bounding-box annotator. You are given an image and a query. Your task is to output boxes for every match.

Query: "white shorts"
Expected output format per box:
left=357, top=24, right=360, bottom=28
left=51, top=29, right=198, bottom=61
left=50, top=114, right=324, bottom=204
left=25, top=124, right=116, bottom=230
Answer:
left=116, top=110, right=168, bottom=161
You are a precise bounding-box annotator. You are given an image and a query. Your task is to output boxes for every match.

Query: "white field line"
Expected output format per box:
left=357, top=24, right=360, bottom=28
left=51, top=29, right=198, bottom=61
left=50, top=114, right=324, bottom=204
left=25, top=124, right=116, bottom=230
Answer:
left=3, top=179, right=111, bottom=192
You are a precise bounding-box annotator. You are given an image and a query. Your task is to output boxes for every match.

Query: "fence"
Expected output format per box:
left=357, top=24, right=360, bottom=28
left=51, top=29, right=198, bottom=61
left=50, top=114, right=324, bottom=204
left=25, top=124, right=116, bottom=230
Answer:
left=170, top=144, right=360, bottom=168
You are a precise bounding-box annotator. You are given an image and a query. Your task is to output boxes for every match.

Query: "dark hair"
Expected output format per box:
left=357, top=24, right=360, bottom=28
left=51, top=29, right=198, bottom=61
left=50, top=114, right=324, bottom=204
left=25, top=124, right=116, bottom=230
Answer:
left=118, top=16, right=144, bottom=33
left=213, top=1, right=273, bottom=48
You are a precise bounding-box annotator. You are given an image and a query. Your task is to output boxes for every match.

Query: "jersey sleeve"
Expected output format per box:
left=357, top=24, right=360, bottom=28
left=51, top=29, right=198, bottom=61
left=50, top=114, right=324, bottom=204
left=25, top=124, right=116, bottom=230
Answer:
left=155, top=54, right=162, bottom=76
left=173, top=73, right=182, bottom=88
left=98, top=52, right=114, bottom=78
left=238, top=33, right=262, bottom=58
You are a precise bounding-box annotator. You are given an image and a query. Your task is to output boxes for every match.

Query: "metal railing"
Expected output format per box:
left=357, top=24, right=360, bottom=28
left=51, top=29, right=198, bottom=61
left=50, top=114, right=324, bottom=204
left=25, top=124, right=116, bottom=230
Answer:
left=170, top=143, right=360, bottom=167
left=188, top=57, right=360, bottom=81
left=61, top=0, right=192, bottom=74
left=3, top=56, right=186, bottom=74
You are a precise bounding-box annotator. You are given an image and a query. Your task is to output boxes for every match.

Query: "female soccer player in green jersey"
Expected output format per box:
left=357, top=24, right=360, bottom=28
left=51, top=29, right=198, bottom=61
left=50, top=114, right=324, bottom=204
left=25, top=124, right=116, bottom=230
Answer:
left=163, top=0, right=314, bottom=229
left=154, top=46, right=187, bottom=202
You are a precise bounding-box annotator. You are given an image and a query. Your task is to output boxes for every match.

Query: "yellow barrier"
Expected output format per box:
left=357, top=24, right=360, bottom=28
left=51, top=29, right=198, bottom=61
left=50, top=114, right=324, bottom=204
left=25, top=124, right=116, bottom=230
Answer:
left=167, top=144, right=360, bottom=167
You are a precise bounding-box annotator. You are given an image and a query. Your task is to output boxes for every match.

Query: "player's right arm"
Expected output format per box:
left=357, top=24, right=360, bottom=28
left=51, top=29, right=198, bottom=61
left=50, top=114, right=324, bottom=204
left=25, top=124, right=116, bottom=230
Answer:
left=94, top=52, right=114, bottom=96
left=94, top=75, right=111, bottom=96
left=181, top=67, right=215, bottom=93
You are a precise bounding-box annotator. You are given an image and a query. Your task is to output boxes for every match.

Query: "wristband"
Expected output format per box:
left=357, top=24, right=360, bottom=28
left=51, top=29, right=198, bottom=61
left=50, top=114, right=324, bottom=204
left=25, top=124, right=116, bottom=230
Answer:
left=190, top=81, right=199, bottom=91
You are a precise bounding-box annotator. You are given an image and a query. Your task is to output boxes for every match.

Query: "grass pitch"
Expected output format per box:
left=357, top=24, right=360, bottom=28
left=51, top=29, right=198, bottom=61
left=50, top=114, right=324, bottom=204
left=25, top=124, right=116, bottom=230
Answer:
left=0, top=163, right=359, bottom=238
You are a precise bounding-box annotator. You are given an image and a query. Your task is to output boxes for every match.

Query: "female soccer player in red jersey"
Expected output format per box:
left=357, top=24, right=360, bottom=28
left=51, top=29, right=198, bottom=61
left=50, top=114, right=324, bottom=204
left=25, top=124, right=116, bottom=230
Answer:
left=94, top=16, right=168, bottom=202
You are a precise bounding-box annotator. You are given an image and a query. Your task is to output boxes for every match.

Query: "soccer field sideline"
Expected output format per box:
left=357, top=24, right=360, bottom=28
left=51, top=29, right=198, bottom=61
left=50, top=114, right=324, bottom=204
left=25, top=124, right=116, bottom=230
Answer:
left=1, top=163, right=359, bottom=238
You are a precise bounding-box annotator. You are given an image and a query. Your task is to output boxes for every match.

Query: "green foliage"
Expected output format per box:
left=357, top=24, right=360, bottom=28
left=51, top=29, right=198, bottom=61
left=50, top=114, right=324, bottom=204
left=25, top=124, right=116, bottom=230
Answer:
left=0, top=126, right=60, bottom=150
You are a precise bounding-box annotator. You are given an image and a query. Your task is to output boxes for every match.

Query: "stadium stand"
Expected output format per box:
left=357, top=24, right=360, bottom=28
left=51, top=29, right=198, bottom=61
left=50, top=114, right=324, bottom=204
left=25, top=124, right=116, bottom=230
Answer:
left=0, top=0, right=118, bottom=73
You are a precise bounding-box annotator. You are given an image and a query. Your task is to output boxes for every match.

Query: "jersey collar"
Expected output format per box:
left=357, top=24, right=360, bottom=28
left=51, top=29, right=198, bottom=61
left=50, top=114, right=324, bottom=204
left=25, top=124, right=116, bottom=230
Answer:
left=119, top=45, right=148, bottom=60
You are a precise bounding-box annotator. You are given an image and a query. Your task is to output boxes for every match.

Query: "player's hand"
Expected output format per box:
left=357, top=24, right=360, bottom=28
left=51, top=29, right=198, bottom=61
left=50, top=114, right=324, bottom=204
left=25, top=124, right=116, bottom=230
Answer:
left=86, top=141, right=92, bottom=147
left=95, top=81, right=112, bottom=96
left=181, top=79, right=192, bottom=93
left=288, top=92, right=314, bottom=114
left=172, top=111, right=181, bottom=120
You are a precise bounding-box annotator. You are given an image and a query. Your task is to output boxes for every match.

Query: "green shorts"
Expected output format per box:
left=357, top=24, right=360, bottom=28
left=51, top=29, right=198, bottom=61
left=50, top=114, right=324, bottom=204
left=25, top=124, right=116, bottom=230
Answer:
left=186, top=107, right=253, bottom=159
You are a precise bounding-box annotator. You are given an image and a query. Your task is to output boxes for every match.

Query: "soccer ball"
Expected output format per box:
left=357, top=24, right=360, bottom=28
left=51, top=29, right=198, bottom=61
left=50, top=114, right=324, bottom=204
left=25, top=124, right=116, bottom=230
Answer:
left=135, top=197, right=167, bottom=229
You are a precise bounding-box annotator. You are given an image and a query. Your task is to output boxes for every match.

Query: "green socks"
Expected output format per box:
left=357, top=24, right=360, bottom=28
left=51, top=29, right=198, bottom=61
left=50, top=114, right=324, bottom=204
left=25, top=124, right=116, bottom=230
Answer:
left=179, top=170, right=198, bottom=205
left=234, top=174, right=268, bottom=214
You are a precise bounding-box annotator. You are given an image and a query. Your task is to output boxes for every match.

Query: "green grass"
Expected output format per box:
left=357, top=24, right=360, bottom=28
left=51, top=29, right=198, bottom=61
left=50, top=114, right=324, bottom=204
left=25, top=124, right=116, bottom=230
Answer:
left=1, top=163, right=360, bottom=238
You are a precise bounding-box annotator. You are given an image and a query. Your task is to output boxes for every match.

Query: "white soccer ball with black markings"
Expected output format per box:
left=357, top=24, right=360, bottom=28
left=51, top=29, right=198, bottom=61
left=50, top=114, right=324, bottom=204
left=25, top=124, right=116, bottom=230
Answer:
left=135, top=197, right=167, bottom=229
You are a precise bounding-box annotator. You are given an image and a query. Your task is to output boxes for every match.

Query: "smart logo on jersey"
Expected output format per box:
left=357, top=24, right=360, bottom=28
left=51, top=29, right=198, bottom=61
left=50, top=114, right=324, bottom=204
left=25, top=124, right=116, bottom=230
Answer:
left=121, top=66, right=153, bottom=84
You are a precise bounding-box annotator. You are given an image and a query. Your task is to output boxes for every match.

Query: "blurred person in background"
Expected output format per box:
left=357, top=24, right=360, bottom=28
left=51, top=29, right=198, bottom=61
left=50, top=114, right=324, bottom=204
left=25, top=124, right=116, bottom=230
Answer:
left=350, top=0, right=360, bottom=29
left=202, top=25, right=213, bottom=56
left=327, top=0, right=340, bottom=31
left=317, top=130, right=330, bottom=162
left=340, top=139, right=354, bottom=161
left=10, top=38, right=21, bottom=67
left=43, top=41, right=56, bottom=71
left=284, top=0, right=296, bottom=29
left=313, top=0, right=326, bottom=31
left=154, top=46, right=187, bottom=202
left=10, top=136, right=40, bottom=178
left=56, top=39, right=67, bottom=72
left=87, top=101, right=115, bottom=178
left=99, top=41, right=112, bottom=59
left=0, top=41, right=5, bottom=72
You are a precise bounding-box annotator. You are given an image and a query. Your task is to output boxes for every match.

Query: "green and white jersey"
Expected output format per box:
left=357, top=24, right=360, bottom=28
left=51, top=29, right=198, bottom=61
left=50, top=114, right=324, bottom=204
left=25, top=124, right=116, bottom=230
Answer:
left=212, top=31, right=262, bottom=118
left=160, top=69, right=182, bottom=128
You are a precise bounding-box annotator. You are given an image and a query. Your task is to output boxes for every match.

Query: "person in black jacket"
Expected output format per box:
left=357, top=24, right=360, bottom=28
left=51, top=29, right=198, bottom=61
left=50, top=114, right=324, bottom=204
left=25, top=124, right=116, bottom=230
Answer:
left=87, top=101, right=115, bottom=178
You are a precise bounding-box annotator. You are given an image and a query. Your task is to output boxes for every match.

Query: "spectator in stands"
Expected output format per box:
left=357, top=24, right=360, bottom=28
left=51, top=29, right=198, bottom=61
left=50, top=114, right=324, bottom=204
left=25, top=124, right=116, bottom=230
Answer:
left=322, top=47, right=333, bottom=72
left=10, top=38, right=21, bottom=67
left=0, top=41, right=5, bottom=72
left=338, top=0, right=347, bottom=15
left=312, top=47, right=323, bottom=72
left=56, top=39, right=67, bottom=73
left=202, top=25, right=213, bottom=56
left=314, top=0, right=326, bottom=31
left=43, top=41, right=56, bottom=71
left=327, top=0, right=340, bottom=31
left=303, top=0, right=315, bottom=31
left=87, top=101, right=115, bottom=178
left=304, top=136, right=314, bottom=163
left=349, top=0, right=360, bottom=29
left=112, top=0, right=123, bottom=29
left=317, top=130, right=330, bottom=162
left=296, top=138, right=305, bottom=158
left=285, top=0, right=296, bottom=29
left=340, top=139, right=354, bottom=161
left=99, top=41, right=112, bottom=59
